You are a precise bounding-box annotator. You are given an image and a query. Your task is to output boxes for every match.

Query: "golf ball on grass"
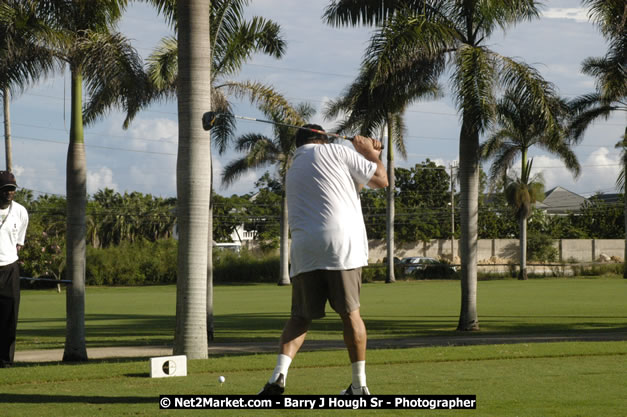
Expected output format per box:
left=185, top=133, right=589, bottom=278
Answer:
left=218, top=376, right=226, bottom=383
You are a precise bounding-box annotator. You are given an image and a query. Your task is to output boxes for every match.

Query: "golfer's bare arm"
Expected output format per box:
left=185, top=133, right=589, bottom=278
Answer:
left=352, top=135, right=388, bottom=189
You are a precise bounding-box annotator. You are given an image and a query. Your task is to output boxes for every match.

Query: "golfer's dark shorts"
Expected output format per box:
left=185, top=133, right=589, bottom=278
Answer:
left=290, top=268, right=362, bottom=320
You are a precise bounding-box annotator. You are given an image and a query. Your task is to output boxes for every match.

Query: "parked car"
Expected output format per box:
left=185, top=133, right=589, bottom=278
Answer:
left=399, top=257, right=457, bottom=278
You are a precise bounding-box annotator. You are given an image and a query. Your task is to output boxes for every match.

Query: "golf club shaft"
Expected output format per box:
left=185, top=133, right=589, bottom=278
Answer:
left=202, top=111, right=383, bottom=149
left=20, top=277, right=72, bottom=284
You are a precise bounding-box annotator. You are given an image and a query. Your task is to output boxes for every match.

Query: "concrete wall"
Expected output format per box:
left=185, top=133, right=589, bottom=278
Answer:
left=368, top=239, right=624, bottom=263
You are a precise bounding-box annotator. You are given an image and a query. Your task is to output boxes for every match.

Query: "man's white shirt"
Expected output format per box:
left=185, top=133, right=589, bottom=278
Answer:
left=286, top=143, right=376, bottom=277
left=0, top=201, right=28, bottom=266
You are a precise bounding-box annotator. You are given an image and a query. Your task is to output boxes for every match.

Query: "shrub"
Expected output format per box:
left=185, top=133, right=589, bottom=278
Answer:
left=213, top=249, right=279, bottom=283
left=86, top=239, right=178, bottom=285
left=362, top=265, right=387, bottom=282
left=527, top=232, right=558, bottom=262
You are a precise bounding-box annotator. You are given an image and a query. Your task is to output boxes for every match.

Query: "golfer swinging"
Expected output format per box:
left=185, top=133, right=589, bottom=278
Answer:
left=259, top=125, right=388, bottom=395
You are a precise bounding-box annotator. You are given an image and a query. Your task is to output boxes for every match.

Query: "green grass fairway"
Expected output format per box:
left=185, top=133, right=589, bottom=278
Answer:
left=6, top=278, right=627, bottom=416
left=1, top=342, right=625, bottom=416
left=17, top=277, right=627, bottom=350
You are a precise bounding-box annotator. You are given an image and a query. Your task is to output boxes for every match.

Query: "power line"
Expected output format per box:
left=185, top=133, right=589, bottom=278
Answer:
left=12, top=135, right=177, bottom=156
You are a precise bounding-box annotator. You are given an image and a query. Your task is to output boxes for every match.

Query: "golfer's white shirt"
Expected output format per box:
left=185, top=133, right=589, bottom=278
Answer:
left=0, top=201, right=28, bottom=266
left=287, top=143, right=376, bottom=277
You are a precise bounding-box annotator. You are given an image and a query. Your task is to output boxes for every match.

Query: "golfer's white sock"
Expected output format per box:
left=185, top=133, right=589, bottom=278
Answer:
left=270, top=354, right=292, bottom=384
left=351, top=360, right=367, bottom=389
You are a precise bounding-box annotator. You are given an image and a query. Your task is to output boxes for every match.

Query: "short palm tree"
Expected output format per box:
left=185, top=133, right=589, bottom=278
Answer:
left=38, top=0, right=148, bottom=362
left=325, top=0, right=562, bottom=330
left=569, top=0, right=626, bottom=276
left=325, top=54, right=441, bottom=283
left=481, top=91, right=580, bottom=279
left=0, top=0, right=56, bottom=171
left=222, top=103, right=314, bottom=286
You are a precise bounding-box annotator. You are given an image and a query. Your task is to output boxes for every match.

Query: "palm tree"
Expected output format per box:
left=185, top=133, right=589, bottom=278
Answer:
left=222, top=103, right=314, bottom=286
left=325, top=0, right=562, bottom=330
left=324, top=46, right=441, bottom=283
left=140, top=0, right=288, bottom=340
left=38, top=0, right=147, bottom=362
left=569, top=0, right=626, bottom=277
left=0, top=0, right=56, bottom=172
left=168, top=0, right=212, bottom=359
left=481, top=91, right=580, bottom=279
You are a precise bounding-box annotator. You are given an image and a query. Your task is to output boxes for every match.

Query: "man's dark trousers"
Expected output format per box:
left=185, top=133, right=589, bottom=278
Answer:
left=0, top=262, right=20, bottom=365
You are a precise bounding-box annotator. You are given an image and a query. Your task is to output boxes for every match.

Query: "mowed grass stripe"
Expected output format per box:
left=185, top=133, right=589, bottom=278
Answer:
left=1, top=342, right=625, bottom=417
left=17, top=277, right=627, bottom=350
left=2, top=341, right=625, bottom=385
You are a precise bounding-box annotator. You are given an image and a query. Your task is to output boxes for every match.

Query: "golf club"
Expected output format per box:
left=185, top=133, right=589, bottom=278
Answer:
left=20, top=277, right=72, bottom=284
left=202, top=111, right=383, bottom=149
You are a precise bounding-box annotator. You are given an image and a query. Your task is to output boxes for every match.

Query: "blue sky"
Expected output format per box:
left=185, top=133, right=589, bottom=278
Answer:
left=5, top=0, right=624, bottom=199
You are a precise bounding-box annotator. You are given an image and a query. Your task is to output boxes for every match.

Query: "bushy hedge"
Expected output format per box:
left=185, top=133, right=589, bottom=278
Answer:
left=527, top=232, right=559, bottom=262
left=86, top=239, right=178, bottom=285
left=213, top=249, right=280, bottom=283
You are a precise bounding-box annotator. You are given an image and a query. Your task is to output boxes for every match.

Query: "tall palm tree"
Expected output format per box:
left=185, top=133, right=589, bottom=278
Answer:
left=0, top=0, right=56, bottom=172
left=38, top=0, right=147, bottom=361
left=325, top=0, right=561, bottom=330
left=222, top=103, right=314, bottom=286
left=481, top=91, right=580, bottom=279
left=324, top=46, right=441, bottom=283
left=569, top=0, right=626, bottom=276
left=140, top=0, right=288, bottom=340
left=167, top=0, right=211, bottom=359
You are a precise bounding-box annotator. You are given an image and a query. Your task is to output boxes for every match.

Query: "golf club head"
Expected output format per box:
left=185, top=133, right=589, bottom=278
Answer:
left=202, top=111, right=217, bottom=131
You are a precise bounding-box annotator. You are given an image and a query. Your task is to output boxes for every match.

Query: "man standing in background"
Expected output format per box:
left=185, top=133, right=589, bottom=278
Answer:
left=0, top=171, right=29, bottom=368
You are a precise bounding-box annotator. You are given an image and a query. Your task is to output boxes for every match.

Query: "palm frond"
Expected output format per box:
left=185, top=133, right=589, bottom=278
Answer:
left=222, top=135, right=278, bottom=186
left=146, top=36, right=178, bottom=92
left=569, top=99, right=618, bottom=142
left=391, top=112, right=407, bottom=159
left=615, top=137, right=626, bottom=192
left=209, top=89, right=236, bottom=154
left=485, top=141, right=519, bottom=184
left=81, top=30, right=148, bottom=128
left=583, top=0, right=626, bottom=39
left=214, top=16, right=285, bottom=77
left=496, top=54, right=561, bottom=133
left=472, top=0, right=540, bottom=39
left=365, top=11, right=457, bottom=84
left=0, top=0, right=58, bottom=93
left=323, top=0, right=434, bottom=27
left=452, top=45, right=497, bottom=134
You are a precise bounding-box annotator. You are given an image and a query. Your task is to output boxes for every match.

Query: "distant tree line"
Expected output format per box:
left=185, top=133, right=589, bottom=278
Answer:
left=15, top=165, right=624, bottom=283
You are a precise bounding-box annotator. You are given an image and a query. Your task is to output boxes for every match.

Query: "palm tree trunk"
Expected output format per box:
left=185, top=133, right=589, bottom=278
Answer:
left=63, top=69, right=88, bottom=362
left=278, top=187, right=290, bottom=285
left=519, top=216, right=528, bottom=280
left=174, top=0, right=211, bottom=359
left=207, top=177, right=214, bottom=342
left=519, top=154, right=529, bottom=280
left=624, top=127, right=627, bottom=279
left=386, top=120, right=396, bottom=283
left=457, top=120, right=480, bottom=331
left=3, top=87, right=12, bottom=172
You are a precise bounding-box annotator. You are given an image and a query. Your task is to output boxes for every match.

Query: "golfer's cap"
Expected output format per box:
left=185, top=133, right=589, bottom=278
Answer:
left=0, top=171, right=17, bottom=190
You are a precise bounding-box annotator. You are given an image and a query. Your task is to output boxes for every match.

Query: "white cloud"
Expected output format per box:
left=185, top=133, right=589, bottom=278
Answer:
left=530, top=148, right=620, bottom=196
left=105, top=115, right=178, bottom=154
left=87, top=167, right=117, bottom=194
left=542, top=8, right=590, bottom=23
